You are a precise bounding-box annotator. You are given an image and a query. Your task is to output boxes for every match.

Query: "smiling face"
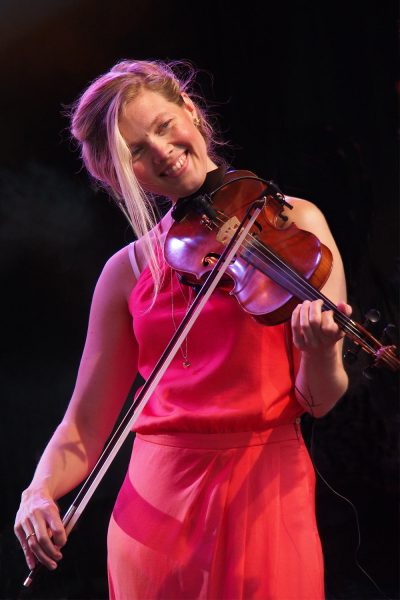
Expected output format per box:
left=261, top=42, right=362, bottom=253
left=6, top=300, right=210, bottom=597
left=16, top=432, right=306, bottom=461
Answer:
left=118, top=89, right=217, bottom=201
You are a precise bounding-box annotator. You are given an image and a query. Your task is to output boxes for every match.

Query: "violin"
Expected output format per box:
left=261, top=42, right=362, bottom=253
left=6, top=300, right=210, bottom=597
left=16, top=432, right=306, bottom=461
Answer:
left=165, top=169, right=400, bottom=372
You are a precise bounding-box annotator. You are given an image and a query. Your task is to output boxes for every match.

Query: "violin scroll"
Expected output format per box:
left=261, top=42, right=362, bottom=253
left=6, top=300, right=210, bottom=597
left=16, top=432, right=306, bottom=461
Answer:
left=344, top=309, right=400, bottom=374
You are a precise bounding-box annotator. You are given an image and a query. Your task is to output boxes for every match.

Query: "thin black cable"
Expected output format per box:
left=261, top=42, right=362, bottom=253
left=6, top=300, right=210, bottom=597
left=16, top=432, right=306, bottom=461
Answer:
left=309, top=420, right=393, bottom=600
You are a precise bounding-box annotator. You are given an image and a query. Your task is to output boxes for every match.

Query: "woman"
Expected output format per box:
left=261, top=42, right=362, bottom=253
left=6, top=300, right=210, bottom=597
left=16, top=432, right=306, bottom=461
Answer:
left=15, top=59, right=350, bottom=599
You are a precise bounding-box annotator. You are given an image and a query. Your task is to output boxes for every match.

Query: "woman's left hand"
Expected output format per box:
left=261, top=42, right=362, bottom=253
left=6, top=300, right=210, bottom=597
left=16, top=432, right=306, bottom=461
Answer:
left=291, top=299, right=352, bottom=354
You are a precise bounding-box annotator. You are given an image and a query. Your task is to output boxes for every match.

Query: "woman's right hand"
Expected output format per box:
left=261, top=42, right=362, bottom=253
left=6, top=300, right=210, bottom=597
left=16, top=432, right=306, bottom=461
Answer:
left=14, top=487, right=67, bottom=571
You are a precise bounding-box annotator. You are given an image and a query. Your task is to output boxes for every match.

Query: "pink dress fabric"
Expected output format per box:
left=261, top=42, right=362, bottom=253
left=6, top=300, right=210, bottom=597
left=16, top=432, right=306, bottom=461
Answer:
left=107, top=258, right=324, bottom=599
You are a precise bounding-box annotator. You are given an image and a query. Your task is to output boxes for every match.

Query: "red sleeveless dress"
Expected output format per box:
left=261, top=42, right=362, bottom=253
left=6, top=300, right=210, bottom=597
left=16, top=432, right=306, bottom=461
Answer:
left=107, top=256, right=324, bottom=599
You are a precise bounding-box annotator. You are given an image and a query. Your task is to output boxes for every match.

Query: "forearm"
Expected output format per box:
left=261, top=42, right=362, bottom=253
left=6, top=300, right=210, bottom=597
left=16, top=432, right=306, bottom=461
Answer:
left=295, top=345, right=348, bottom=417
left=26, top=419, right=104, bottom=500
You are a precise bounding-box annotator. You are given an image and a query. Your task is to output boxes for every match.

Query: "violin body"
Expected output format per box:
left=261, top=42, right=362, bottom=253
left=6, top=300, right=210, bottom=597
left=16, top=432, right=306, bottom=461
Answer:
left=165, top=170, right=333, bottom=325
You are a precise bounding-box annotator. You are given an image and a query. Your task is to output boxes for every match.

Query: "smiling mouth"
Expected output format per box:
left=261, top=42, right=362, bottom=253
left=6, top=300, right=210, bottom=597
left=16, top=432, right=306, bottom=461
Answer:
left=162, top=151, right=188, bottom=177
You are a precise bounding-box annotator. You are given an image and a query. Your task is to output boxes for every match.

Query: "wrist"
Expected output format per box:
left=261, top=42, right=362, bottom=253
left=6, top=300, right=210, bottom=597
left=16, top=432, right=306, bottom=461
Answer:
left=301, top=344, right=340, bottom=365
left=23, top=477, right=54, bottom=499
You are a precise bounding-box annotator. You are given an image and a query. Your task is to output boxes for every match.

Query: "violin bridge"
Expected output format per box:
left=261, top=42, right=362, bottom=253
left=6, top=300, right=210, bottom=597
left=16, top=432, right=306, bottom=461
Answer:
left=216, top=216, right=241, bottom=245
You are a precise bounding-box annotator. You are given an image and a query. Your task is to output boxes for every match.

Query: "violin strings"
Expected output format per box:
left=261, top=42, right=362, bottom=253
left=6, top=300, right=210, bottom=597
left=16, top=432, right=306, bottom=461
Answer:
left=247, top=239, right=400, bottom=370
left=211, top=212, right=359, bottom=333
left=209, top=211, right=398, bottom=369
left=247, top=238, right=400, bottom=369
left=210, top=213, right=381, bottom=357
left=204, top=184, right=397, bottom=365
left=248, top=238, right=358, bottom=329
left=212, top=213, right=338, bottom=310
left=248, top=239, right=373, bottom=344
left=246, top=239, right=399, bottom=369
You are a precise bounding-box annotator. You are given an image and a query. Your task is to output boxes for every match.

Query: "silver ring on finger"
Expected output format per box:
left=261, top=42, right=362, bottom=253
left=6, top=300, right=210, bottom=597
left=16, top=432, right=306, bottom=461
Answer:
left=25, top=532, right=36, bottom=541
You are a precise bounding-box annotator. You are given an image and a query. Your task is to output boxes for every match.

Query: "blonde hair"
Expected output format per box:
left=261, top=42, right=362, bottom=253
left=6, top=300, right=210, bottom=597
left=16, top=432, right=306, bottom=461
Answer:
left=69, top=59, right=224, bottom=298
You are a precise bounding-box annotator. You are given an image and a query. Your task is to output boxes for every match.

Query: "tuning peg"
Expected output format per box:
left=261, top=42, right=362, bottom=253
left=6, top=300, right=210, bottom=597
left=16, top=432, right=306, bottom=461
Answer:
left=382, top=323, right=397, bottom=343
left=362, top=365, right=377, bottom=380
left=363, top=308, right=380, bottom=326
left=344, top=346, right=359, bottom=364
left=344, top=308, right=381, bottom=365
left=361, top=321, right=399, bottom=378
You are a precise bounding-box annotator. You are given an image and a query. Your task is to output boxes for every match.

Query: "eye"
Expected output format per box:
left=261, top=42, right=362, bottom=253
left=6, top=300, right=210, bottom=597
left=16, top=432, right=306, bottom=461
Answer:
left=159, top=119, right=173, bottom=133
left=130, top=146, right=143, bottom=161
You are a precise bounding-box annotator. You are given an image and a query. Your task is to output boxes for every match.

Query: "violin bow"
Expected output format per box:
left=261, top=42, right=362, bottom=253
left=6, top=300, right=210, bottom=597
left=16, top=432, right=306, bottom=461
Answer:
left=23, top=197, right=266, bottom=588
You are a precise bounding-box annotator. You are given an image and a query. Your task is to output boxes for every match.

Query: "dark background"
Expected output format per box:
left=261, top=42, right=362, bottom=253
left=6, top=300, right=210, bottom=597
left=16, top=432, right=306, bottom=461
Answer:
left=1, top=1, right=399, bottom=598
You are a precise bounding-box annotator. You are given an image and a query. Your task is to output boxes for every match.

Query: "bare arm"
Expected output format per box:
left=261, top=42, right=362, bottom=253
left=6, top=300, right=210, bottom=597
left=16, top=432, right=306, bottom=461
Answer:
left=286, top=198, right=350, bottom=418
left=15, top=245, right=138, bottom=570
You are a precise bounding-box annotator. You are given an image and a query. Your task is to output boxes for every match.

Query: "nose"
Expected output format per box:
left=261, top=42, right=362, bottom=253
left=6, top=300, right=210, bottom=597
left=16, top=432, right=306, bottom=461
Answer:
left=150, top=137, right=173, bottom=164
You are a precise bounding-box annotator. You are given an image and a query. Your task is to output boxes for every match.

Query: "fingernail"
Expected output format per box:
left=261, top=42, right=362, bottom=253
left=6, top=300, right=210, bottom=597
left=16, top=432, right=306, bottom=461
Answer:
left=56, top=552, right=62, bottom=560
left=50, top=562, right=58, bottom=570
left=28, top=559, right=35, bottom=570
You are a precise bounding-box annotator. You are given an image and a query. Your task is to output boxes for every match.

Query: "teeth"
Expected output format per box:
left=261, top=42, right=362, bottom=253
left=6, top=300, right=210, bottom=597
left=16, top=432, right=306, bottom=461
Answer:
left=164, top=154, right=186, bottom=176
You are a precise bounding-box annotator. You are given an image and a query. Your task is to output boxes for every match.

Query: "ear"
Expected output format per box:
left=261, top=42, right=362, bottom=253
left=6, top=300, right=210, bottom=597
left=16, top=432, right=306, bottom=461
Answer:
left=180, top=92, right=196, bottom=116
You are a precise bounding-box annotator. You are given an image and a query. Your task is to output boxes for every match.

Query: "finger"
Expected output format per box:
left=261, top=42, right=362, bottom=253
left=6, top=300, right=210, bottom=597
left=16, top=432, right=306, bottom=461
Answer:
left=337, top=300, right=352, bottom=316
left=299, top=300, right=317, bottom=347
left=14, top=522, right=37, bottom=571
left=307, top=300, right=325, bottom=343
left=25, top=525, right=61, bottom=571
left=320, top=309, right=342, bottom=339
left=30, top=508, right=64, bottom=562
left=291, top=304, right=306, bottom=350
left=47, top=513, right=67, bottom=548
left=20, top=519, right=58, bottom=570
left=19, top=511, right=62, bottom=569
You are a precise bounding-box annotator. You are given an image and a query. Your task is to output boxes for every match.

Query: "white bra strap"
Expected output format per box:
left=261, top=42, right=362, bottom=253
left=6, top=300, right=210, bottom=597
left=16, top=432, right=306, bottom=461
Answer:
left=128, top=242, right=142, bottom=280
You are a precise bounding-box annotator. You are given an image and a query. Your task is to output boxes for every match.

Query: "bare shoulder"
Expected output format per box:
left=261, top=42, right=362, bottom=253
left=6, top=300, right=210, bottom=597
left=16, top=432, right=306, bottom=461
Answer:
left=284, top=196, right=327, bottom=230
left=283, top=196, right=335, bottom=248
left=95, top=245, right=137, bottom=306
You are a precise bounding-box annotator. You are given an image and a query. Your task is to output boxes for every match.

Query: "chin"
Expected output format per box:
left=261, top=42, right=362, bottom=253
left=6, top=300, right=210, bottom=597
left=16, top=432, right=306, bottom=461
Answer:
left=182, top=172, right=207, bottom=195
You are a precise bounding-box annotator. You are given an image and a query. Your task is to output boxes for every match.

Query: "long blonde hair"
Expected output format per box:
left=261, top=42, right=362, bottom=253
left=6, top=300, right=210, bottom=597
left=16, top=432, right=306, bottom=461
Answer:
left=69, top=59, right=224, bottom=297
